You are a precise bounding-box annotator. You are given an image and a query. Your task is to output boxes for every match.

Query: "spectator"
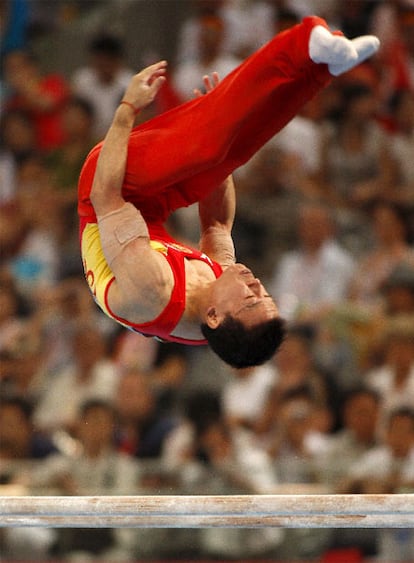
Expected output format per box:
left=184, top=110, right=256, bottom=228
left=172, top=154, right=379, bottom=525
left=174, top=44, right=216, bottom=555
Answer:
left=263, top=388, right=333, bottom=561
left=162, top=389, right=222, bottom=473
left=30, top=277, right=115, bottom=375
left=349, top=201, right=414, bottom=308
left=344, top=406, right=414, bottom=493
left=33, top=322, right=119, bottom=433
left=0, top=109, right=36, bottom=204
left=3, top=49, right=71, bottom=151
left=35, top=399, right=139, bottom=495
left=0, top=273, right=27, bottom=358
left=372, top=4, right=414, bottom=98
left=195, top=417, right=277, bottom=492
left=0, top=395, right=57, bottom=480
left=364, top=316, right=414, bottom=425
left=0, top=397, right=57, bottom=561
left=315, top=386, right=382, bottom=489
left=318, top=82, right=394, bottom=213
left=113, top=333, right=188, bottom=412
left=9, top=171, right=62, bottom=300
left=0, top=322, right=44, bottom=404
left=381, top=261, right=414, bottom=317
left=45, top=96, right=97, bottom=205
left=114, top=369, right=177, bottom=459
left=231, top=144, right=302, bottom=280
left=221, top=363, right=276, bottom=434
left=192, top=412, right=284, bottom=562
left=35, top=399, right=139, bottom=561
left=172, top=13, right=241, bottom=102
left=256, top=329, right=336, bottom=443
left=269, top=202, right=356, bottom=323
left=266, top=389, right=326, bottom=484
left=71, top=33, right=134, bottom=139
left=385, top=89, right=414, bottom=211
left=175, top=0, right=272, bottom=63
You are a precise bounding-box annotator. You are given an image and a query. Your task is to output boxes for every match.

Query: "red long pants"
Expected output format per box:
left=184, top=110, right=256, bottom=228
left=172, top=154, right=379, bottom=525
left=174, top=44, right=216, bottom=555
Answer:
left=78, top=16, right=331, bottom=225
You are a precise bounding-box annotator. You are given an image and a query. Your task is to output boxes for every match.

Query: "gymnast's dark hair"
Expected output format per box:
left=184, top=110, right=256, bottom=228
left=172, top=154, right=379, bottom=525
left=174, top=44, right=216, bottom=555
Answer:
left=201, top=315, right=286, bottom=368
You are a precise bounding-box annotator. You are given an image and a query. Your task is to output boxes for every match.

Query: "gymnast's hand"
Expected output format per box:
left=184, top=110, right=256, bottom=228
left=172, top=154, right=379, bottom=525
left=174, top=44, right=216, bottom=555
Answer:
left=193, top=71, right=220, bottom=97
left=121, top=61, right=167, bottom=112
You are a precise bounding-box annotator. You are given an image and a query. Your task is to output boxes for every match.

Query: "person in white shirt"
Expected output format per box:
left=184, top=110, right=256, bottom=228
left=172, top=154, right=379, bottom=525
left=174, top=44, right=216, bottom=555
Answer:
left=222, top=363, right=276, bottom=431
left=72, top=34, right=134, bottom=139
left=34, top=323, right=119, bottom=433
left=345, top=407, right=414, bottom=491
left=364, top=318, right=414, bottom=425
left=270, top=202, right=356, bottom=322
left=172, top=13, right=241, bottom=101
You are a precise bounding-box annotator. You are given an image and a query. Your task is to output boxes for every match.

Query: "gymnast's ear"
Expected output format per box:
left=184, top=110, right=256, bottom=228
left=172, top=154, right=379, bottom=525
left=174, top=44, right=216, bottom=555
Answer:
left=206, top=306, right=220, bottom=329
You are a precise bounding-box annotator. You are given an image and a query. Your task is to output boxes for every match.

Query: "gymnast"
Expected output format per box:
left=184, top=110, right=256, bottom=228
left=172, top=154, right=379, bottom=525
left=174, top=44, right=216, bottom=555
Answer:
left=78, top=16, right=379, bottom=368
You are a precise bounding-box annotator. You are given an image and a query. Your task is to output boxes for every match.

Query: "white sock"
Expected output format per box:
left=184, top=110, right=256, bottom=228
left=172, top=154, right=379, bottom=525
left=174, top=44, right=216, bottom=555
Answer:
left=309, top=25, right=380, bottom=76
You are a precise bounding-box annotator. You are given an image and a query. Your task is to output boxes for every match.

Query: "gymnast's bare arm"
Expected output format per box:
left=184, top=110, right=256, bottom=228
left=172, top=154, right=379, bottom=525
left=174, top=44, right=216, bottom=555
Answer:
left=193, top=73, right=236, bottom=269
left=199, top=174, right=236, bottom=269
left=90, top=61, right=174, bottom=323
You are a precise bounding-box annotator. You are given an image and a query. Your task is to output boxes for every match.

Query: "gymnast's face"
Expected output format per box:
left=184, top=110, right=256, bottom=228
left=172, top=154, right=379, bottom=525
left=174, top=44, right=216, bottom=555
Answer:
left=206, top=263, right=279, bottom=328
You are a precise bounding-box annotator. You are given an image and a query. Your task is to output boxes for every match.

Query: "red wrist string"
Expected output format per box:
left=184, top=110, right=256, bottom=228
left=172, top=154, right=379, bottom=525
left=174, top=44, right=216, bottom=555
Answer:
left=120, top=100, right=140, bottom=115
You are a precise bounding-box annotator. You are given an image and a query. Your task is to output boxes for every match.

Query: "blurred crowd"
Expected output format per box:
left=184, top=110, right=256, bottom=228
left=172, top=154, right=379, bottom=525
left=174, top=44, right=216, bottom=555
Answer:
left=1, top=0, right=414, bottom=561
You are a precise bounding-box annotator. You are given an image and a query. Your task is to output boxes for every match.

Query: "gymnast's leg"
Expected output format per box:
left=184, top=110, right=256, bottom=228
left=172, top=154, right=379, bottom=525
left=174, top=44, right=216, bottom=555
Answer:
left=78, top=16, right=379, bottom=218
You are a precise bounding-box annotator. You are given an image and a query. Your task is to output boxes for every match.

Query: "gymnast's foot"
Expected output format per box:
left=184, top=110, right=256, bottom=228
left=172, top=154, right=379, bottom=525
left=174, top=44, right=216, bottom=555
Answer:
left=309, top=25, right=380, bottom=76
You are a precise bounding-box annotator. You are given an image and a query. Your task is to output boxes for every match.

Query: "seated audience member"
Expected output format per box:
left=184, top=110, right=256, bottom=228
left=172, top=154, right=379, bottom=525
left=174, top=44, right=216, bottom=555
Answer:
left=332, top=406, right=414, bottom=561
left=263, top=388, right=334, bottom=561
left=0, top=318, right=45, bottom=405
left=267, top=388, right=328, bottom=484
left=364, top=316, right=414, bottom=425
left=381, top=260, right=414, bottom=317
left=35, top=399, right=139, bottom=494
left=0, top=395, right=57, bottom=560
left=2, top=49, right=70, bottom=152
left=71, top=33, right=134, bottom=139
left=315, top=386, right=381, bottom=488
left=0, top=109, right=36, bottom=204
left=372, top=5, right=414, bottom=96
left=28, top=277, right=116, bottom=376
left=385, top=89, right=414, bottom=208
left=10, top=171, right=63, bottom=298
left=0, top=274, right=27, bottom=358
left=162, top=389, right=222, bottom=472
left=349, top=201, right=414, bottom=309
left=343, top=407, right=414, bottom=493
left=269, top=202, right=355, bottom=323
left=318, top=83, right=395, bottom=211
left=34, top=323, right=119, bottom=433
left=114, top=369, right=177, bottom=458
left=175, top=0, right=275, bottom=64
left=256, top=328, right=336, bottom=440
left=34, top=399, right=139, bottom=560
left=183, top=405, right=283, bottom=562
left=195, top=417, right=277, bottom=493
left=113, top=332, right=188, bottom=413
left=0, top=395, right=57, bottom=482
left=45, top=96, right=97, bottom=204
left=172, top=12, right=241, bottom=102
left=221, top=363, right=276, bottom=433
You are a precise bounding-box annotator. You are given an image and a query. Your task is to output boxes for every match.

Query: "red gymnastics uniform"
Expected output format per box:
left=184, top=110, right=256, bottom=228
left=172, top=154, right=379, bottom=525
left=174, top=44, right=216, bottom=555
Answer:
left=78, top=16, right=332, bottom=344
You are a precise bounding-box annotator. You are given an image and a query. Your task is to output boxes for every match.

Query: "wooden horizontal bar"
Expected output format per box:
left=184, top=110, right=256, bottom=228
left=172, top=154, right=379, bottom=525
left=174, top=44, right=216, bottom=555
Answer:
left=0, top=494, right=413, bottom=529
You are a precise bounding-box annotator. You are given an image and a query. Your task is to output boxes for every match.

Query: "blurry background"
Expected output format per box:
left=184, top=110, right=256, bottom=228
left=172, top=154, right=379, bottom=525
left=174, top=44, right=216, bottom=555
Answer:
left=0, top=1, right=413, bottom=561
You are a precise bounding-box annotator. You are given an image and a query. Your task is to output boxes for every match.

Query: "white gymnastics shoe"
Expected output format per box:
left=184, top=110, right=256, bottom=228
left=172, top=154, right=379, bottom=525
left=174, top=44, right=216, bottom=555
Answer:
left=309, top=25, right=380, bottom=76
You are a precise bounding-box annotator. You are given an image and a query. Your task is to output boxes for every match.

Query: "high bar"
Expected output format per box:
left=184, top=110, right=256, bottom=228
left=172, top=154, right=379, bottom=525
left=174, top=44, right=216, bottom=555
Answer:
left=0, top=494, right=413, bottom=528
